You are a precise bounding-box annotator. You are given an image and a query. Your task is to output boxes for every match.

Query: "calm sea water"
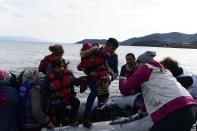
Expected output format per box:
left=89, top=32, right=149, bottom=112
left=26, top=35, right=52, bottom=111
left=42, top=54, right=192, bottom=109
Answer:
left=0, top=41, right=197, bottom=98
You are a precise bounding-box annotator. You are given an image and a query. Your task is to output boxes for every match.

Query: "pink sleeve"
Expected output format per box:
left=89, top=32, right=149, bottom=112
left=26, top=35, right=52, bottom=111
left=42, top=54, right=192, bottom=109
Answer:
left=119, top=65, right=152, bottom=96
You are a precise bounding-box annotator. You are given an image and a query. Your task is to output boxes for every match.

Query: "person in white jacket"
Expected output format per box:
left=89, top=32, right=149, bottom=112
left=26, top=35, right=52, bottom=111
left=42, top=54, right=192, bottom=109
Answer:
left=120, top=51, right=197, bottom=131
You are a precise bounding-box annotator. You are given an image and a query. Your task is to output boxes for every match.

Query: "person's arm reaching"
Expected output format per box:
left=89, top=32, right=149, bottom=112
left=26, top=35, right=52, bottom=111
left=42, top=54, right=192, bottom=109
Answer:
left=119, top=65, right=152, bottom=96
left=120, top=65, right=126, bottom=77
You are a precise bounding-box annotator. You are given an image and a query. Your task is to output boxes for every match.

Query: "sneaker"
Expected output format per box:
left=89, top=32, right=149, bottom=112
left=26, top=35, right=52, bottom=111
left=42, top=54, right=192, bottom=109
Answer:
left=83, top=119, right=92, bottom=128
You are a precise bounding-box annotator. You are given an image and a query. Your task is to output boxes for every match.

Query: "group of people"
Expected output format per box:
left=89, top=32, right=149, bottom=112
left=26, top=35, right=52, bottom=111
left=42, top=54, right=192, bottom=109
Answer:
left=0, top=37, right=197, bottom=131
left=0, top=38, right=119, bottom=131
left=119, top=51, right=197, bottom=131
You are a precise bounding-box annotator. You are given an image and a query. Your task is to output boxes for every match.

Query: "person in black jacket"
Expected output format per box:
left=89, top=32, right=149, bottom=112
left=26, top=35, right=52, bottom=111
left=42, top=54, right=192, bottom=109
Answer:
left=120, top=53, right=137, bottom=79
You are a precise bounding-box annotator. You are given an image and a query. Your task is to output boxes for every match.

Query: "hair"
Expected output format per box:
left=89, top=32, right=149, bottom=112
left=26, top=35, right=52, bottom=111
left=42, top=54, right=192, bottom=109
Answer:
left=126, top=53, right=136, bottom=60
left=160, top=57, right=179, bottom=70
left=49, top=44, right=64, bottom=55
left=160, top=57, right=183, bottom=77
left=9, top=72, right=18, bottom=87
left=105, top=38, right=119, bottom=48
left=17, top=70, right=25, bottom=87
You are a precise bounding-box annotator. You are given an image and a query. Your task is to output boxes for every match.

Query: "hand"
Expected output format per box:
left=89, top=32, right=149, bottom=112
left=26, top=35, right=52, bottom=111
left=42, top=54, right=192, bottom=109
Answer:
left=119, top=76, right=126, bottom=80
left=47, top=121, right=55, bottom=128
left=107, top=74, right=112, bottom=81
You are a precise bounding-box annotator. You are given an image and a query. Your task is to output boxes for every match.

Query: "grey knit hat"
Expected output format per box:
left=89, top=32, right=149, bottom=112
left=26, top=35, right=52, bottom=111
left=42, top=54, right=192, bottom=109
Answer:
left=137, top=51, right=156, bottom=63
left=49, top=44, right=64, bottom=55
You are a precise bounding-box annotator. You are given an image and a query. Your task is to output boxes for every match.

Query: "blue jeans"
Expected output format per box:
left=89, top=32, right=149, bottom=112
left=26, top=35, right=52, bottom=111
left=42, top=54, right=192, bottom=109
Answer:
left=83, top=81, right=97, bottom=120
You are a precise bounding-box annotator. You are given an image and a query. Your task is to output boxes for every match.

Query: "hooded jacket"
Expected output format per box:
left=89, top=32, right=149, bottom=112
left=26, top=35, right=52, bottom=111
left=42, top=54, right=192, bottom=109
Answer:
left=119, top=60, right=196, bottom=124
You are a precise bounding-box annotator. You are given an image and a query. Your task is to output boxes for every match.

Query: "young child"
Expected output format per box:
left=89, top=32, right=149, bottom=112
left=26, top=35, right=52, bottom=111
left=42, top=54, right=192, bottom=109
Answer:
left=46, top=59, right=80, bottom=127
left=77, top=43, right=113, bottom=127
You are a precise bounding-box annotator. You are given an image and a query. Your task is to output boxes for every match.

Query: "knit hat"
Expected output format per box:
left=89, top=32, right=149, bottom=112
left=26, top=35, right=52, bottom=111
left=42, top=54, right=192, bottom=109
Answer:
left=22, top=67, right=38, bottom=82
left=22, top=67, right=45, bottom=83
left=137, top=51, right=156, bottom=63
left=49, top=44, right=64, bottom=55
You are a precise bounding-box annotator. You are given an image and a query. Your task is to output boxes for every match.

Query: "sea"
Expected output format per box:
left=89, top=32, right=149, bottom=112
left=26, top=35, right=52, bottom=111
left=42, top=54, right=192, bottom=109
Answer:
left=0, top=40, right=197, bottom=99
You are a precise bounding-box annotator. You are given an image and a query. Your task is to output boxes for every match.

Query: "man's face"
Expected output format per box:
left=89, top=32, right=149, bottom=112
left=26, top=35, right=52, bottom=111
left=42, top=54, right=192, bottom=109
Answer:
left=126, top=55, right=135, bottom=67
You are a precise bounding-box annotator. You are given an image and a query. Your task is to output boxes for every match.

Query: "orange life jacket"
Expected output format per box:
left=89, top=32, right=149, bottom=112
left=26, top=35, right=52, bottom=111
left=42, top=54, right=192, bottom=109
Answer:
left=48, top=67, right=74, bottom=105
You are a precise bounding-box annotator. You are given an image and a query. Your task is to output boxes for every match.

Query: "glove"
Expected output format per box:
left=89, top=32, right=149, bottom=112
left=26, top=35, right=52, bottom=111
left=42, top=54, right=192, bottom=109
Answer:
left=119, top=76, right=127, bottom=80
left=79, top=76, right=88, bottom=93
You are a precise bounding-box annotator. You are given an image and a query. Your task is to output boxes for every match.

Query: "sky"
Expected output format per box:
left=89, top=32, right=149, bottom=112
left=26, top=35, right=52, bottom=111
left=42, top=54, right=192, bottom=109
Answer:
left=0, top=0, right=197, bottom=43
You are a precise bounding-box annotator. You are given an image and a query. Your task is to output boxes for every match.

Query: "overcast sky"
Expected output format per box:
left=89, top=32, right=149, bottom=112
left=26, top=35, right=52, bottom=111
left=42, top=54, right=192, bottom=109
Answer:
left=0, top=0, right=197, bottom=43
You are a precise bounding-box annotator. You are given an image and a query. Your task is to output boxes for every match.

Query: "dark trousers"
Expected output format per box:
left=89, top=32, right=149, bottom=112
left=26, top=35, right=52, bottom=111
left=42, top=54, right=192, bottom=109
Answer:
left=83, top=82, right=97, bottom=120
left=53, top=97, right=80, bottom=126
left=150, top=105, right=197, bottom=131
left=69, top=96, right=80, bottom=119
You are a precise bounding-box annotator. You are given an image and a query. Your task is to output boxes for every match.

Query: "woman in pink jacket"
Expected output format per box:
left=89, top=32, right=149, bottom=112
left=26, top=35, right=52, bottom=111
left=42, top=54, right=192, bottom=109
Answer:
left=119, top=51, right=197, bottom=131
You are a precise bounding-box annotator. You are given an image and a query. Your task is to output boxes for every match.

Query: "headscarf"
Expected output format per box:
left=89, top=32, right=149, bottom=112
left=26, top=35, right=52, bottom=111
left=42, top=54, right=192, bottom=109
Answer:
left=137, top=51, right=156, bottom=63
left=22, top=67, right=45, bottom=83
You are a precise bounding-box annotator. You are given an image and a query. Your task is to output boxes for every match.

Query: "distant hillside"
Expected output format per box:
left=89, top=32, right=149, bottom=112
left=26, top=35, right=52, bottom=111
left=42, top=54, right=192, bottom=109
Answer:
left=76, top=39, right=107, bottom=45
left=121, top=32, right=197, bottom=45
left=132, top=40, right=167, bottom=47
left=0, top=36, right=46, bottom=42
left=77, top=32, right=197, bottom=48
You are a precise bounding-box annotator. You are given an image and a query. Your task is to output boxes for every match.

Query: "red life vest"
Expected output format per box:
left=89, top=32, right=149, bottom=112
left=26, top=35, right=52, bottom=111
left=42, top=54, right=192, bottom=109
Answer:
left=79, top=55, right=112, bottom=93
left=48, top=67, right=74, bottom=104
left=78, top=45, right=111, bottom=78
left=78, top=44, right=113, bottom=93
